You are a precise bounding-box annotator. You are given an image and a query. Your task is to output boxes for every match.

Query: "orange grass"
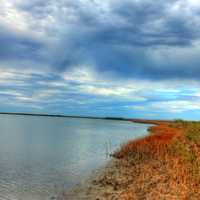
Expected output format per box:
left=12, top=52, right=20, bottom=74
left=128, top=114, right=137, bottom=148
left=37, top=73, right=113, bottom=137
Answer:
left=65, top=120, right=200, bottom=199
left=113, top=122, right=181, bottom=159
left=110, top=121, right=200, bottom=199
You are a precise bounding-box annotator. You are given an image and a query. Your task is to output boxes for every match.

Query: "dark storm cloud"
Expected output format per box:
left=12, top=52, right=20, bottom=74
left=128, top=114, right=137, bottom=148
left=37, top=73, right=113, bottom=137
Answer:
left=1, top=0, right=200, bottom=80
left=48, top=0, right=200, bottom=80
left=0, top=25, right=45, bottom=63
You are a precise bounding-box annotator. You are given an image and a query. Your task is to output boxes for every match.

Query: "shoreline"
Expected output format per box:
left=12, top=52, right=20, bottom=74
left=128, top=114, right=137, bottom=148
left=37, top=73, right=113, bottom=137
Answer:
left=64, top=120, right=200, bottom=200
left=63, top=159, right=118, bottom=199
left=63, top=120, right=167, bottom=199
left=64, top=120, right=156, bottom=199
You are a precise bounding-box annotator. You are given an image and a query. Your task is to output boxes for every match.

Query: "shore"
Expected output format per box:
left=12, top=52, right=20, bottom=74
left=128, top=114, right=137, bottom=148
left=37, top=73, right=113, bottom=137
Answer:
left=64, top=120, right=200, bottom=200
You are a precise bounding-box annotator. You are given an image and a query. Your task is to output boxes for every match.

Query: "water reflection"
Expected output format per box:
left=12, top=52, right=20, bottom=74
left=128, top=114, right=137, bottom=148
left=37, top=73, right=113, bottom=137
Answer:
left=0, top=115, right=150, bottom=200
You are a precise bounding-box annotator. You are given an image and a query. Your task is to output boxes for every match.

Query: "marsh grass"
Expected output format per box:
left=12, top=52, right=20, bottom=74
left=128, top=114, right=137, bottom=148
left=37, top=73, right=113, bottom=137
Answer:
left=169, top=120, right=200, bottom=185
left=66, top=120, right=200, bottom=199
left=113, top=123, right=180, bottom=159
left=110, top=120, right=200, bottom=199
left=171, top=120, right=200, bottom=142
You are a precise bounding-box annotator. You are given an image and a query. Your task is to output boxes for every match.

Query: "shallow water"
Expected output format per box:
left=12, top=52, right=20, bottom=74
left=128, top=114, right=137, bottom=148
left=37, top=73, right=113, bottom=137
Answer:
left=0, top=114, right=150, bottom=200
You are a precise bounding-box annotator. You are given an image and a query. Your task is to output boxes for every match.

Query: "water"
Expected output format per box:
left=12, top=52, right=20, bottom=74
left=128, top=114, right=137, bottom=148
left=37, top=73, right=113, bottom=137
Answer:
left=0, top=114, right=150, bottom=200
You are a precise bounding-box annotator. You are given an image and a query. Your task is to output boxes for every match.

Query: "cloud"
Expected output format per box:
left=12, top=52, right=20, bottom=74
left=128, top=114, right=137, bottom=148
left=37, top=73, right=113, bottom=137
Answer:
left=130, top=99, right=200, bottom=113
left=0, top=65, right=198, bottom=110
left=62, top=66, right=148, bottom=100
left=1, top=0, right=200, bottom=80
left=1, top=0, right=200, bottom=118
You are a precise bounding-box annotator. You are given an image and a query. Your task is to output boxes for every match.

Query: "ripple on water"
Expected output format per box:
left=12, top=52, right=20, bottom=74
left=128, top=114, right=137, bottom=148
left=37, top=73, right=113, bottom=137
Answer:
left=0, top=115, right=150, bottom=200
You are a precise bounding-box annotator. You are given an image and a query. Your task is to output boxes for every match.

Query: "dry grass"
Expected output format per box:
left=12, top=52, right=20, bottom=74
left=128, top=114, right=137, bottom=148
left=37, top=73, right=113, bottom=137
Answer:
left=113, top=123, right=180, bottom=159
left=110, top=120, right=200, bottom=199
left=169, top=120, right=200, bottom=185
left=65, top=120, right=200, bottom=200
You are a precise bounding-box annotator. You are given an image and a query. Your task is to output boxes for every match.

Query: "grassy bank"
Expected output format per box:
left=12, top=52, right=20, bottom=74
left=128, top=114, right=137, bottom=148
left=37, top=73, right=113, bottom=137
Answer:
left=65, top=120, right=200, bottom=200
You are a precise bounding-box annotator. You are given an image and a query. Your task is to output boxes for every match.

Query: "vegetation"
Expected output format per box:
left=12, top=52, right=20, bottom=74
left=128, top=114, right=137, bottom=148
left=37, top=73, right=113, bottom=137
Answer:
left=169, top=120, right=200, bottom=184
left=66, top=120, right=200, bottom=199
left=111, top=120, right=200, bottom=199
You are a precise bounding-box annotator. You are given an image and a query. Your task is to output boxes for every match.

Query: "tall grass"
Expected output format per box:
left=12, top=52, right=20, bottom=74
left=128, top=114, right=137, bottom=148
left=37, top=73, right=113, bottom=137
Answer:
left=110, top=121, right=200, bottom=199
left=113, top=123, right=180, bottom=159
left=113, top=120, right=200, bottom=188
left=169, top=120, right=200, bottom=184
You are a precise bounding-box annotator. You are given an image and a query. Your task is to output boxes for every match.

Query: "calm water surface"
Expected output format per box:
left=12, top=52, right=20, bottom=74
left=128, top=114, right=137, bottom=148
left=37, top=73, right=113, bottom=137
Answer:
left=0, top=114, right=151, bottom=200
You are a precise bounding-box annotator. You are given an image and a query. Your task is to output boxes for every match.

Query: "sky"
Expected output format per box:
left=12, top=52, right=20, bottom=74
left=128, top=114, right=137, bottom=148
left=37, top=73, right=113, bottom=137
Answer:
left=0, top=0, right=200, bottom=120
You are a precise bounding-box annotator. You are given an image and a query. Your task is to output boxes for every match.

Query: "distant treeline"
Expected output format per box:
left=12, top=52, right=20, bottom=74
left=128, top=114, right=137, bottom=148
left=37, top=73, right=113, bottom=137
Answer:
left=104, top=117, right=127, bottom=121
left=0, top=112, right=128, bottom=121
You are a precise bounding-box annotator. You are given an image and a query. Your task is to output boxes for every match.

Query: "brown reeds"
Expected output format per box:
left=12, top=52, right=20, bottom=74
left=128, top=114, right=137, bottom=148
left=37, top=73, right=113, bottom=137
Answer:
left=113, top=122, right=181, bottom=159
left=65, top=120, right=200, bottom=200
left=110, top=121, right=200, bottom=199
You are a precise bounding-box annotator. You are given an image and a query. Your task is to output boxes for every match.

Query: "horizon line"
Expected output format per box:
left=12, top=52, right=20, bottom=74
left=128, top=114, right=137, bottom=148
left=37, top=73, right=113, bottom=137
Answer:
left=0, top=112, right=129, bottom=120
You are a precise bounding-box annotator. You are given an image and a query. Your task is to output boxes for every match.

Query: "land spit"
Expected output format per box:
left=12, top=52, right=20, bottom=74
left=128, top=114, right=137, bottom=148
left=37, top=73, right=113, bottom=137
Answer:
left=64, top=120, right=200, bottom=200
